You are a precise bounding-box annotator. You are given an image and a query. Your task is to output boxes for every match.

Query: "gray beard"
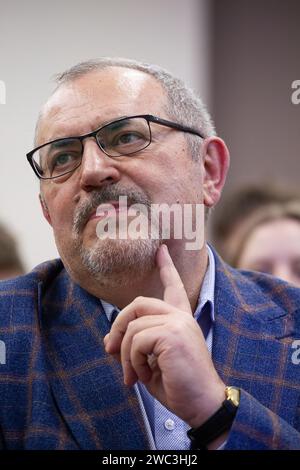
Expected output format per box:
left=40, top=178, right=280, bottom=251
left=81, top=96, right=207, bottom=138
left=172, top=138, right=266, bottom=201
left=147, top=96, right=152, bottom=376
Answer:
left=70, top=185, right=162, bottom=287
left=78, top=237, right=161, bottom=287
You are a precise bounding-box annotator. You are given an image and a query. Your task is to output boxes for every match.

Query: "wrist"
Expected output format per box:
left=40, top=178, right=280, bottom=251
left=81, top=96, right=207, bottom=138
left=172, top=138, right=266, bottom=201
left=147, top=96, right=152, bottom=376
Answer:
left=187, top=383, right=226, bottom=429
left=187, top=386, right=240, bottom=450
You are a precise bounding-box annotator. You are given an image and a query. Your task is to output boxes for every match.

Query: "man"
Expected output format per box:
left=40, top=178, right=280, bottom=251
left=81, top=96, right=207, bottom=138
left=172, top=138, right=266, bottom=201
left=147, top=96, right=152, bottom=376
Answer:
left=0, top=58, right=299, bottom=450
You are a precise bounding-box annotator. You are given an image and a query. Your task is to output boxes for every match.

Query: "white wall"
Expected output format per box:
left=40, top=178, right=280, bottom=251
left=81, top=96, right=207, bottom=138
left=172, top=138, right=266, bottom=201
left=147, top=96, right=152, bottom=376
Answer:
left=0, top=0, right=212, bottom=270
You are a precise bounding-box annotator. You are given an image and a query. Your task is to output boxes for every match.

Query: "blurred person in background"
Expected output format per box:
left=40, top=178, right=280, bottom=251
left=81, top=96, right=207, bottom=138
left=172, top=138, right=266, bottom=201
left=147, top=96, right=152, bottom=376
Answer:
left=224, top=202, right=300, bottom=288
left=211, top=185, right=300, bottom=262
left=0, top=222, right=25, bottom=280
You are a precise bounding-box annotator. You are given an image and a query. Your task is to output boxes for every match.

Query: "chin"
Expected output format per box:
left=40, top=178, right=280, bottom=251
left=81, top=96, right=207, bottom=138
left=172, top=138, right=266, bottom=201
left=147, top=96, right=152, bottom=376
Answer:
left=78, top=237, right=160, bottom=280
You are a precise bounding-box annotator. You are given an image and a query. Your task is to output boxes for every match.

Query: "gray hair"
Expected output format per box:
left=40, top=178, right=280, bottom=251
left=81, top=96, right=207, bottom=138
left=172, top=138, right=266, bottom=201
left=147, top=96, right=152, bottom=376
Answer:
left=50, top=57, right=216, bottom=161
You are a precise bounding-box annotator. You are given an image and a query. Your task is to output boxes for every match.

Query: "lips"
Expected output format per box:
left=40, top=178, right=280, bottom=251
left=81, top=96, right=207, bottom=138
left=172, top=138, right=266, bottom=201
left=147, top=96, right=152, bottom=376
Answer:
left=89, top=201, right=122, bottom=221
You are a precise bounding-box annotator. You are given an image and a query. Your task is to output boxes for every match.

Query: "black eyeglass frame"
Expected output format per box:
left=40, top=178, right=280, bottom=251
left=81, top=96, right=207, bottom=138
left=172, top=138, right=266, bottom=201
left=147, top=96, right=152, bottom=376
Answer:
left=26, top=114, right=204, bottom=180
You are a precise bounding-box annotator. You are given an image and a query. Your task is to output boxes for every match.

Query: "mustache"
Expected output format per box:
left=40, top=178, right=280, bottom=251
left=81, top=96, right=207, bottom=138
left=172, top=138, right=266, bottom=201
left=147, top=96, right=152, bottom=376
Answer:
left=73, top=185, right=151, bottom=234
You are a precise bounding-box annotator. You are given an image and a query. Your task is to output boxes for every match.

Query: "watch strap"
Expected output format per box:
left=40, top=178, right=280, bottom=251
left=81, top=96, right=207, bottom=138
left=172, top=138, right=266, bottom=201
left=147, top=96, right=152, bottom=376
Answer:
left=187, top=393, right=238, bottom=449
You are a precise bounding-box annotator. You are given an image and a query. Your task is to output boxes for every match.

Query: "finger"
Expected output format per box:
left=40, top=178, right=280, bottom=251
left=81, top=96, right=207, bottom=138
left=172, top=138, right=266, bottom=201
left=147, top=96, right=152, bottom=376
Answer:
left=104, top=336, right=121, bottom=362
left=105, top=297, right=175, bottom=354
left=127, top=326, right=164, bottom=386
left=156, top=244, right=192, bottom=313
left=120, top=316, right=166, bottom=385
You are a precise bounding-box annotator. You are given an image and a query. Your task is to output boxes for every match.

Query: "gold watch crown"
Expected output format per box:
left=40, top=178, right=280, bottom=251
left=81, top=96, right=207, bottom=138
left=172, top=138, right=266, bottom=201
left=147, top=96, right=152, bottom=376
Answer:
left=225, top=386, right=240, bottom=407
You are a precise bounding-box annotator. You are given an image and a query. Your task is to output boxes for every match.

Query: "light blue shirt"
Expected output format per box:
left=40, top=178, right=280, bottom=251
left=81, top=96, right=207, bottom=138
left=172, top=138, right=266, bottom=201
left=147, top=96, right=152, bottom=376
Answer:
left=101, top=245, right=216, bottom=450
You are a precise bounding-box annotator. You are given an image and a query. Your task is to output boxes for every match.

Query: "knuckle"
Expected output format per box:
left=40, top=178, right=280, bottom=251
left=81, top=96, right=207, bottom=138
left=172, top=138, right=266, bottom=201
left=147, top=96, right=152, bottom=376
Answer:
left=127, top=320, right=136, bottom=334
left=131, top=333, right=141, bottom=349
left=133, top=296, right=146, bottom=305
left=169, top=318, right=187, bottom=336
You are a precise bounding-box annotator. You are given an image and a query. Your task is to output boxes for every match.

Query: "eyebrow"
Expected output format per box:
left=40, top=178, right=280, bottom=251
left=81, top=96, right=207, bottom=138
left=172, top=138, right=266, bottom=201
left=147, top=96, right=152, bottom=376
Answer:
left=47, top=138, right=79, bottom=151
left=41, top=115, right=137, bottom=149
left=104, top=118, right=134, bottom=132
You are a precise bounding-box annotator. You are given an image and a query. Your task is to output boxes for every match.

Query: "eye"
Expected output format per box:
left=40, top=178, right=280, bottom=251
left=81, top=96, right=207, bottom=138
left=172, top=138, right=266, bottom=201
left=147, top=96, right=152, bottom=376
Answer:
left=48, top=151, right=81, bottom=176
left=53, top=153, right=73, bottom=167
left=114, top=131, right=145, bottom=146
left=247, top=261, right=273, bottom=275
left=257, top=266, right=273, bottom=275
left=97, top=118, right=150, bottom=156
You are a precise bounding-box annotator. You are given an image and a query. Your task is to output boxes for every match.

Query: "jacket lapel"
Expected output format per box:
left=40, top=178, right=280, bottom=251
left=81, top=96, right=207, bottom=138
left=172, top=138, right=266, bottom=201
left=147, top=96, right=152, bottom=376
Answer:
left=211, top=249, right=298, bottom=413
left=39, top=269, right=150, bottom=450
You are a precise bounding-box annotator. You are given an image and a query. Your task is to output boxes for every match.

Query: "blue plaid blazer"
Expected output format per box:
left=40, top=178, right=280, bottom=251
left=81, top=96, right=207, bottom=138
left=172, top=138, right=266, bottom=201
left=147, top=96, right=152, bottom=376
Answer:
left=0, top=249, right=299, bottom=449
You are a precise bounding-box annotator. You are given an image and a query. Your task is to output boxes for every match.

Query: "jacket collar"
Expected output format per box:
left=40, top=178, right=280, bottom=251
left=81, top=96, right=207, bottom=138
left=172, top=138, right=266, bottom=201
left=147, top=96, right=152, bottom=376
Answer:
left=211, top=247, right=298, bottom=385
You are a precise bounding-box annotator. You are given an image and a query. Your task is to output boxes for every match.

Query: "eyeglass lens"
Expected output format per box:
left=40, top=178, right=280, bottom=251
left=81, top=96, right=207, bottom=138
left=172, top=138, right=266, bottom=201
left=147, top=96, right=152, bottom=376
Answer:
left=32, top=117, right=151, bottom=178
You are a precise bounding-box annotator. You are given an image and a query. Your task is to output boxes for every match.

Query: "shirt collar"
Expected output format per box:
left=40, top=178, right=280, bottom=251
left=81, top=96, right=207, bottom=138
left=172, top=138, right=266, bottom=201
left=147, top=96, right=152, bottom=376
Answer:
left=194, top=244, right=215, bottom=323
left=100, top=244, right=216, bottom=323
left=101, top=299, right=118, bottom=323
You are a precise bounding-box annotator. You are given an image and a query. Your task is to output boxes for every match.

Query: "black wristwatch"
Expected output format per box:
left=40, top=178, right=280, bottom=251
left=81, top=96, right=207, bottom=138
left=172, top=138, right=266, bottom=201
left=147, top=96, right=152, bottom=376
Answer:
left=187, top=386, right=240, bottom=450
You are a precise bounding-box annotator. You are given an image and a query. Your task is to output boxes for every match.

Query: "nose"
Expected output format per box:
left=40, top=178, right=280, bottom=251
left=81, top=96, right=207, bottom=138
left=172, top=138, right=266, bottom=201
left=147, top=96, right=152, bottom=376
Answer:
left=79, top=139, right=121, bottom=192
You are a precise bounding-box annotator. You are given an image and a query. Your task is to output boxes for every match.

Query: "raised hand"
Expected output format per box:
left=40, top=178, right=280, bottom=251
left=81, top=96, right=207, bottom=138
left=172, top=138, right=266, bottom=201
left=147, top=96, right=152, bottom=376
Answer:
left=104, top=244, right=225, bottom=428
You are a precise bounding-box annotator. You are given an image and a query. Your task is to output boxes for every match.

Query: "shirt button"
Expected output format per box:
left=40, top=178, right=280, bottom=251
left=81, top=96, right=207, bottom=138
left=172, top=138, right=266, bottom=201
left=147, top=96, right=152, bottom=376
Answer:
left=164, top=419, right=175, bottom=431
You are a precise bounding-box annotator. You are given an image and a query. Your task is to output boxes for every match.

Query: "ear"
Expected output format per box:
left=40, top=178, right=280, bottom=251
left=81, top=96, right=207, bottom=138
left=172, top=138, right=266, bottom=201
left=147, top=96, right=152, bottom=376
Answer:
left=39, top=193, right=52, bottom=226
left=201, top=137, right=230, bottom=208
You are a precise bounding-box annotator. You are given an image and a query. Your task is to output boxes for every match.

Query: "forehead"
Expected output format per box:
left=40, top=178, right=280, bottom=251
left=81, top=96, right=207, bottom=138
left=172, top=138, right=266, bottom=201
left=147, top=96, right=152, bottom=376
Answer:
left=246, top=218, right=300, bottom=253
left=37, top=67, right=168, bottom=145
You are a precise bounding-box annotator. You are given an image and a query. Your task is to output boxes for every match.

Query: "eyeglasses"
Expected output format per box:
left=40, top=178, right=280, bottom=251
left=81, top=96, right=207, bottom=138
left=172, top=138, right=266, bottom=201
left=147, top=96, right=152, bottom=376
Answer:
left=26, top=114, right=204, bottom=180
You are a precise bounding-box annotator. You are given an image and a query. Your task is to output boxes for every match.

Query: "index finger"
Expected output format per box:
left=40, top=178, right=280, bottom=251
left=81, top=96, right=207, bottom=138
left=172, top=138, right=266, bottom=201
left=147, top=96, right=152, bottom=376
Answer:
left=156, top=244, right=192, bottom=313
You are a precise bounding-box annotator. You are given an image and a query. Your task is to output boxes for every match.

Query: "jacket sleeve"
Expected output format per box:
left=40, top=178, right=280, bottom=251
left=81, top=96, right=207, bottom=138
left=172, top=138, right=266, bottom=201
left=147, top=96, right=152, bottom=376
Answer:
left=224, top=389, right=300, bottom=450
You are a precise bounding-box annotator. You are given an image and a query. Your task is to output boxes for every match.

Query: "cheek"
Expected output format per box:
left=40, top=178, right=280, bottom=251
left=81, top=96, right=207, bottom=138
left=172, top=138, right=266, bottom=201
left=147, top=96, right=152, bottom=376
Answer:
left=147, top=150, right=202, bottom=200
left=51, top=202, right=72, bottom=229
left=43, top=185, right=75, bottom=233
left=123, top=157, right=165, bottom=199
